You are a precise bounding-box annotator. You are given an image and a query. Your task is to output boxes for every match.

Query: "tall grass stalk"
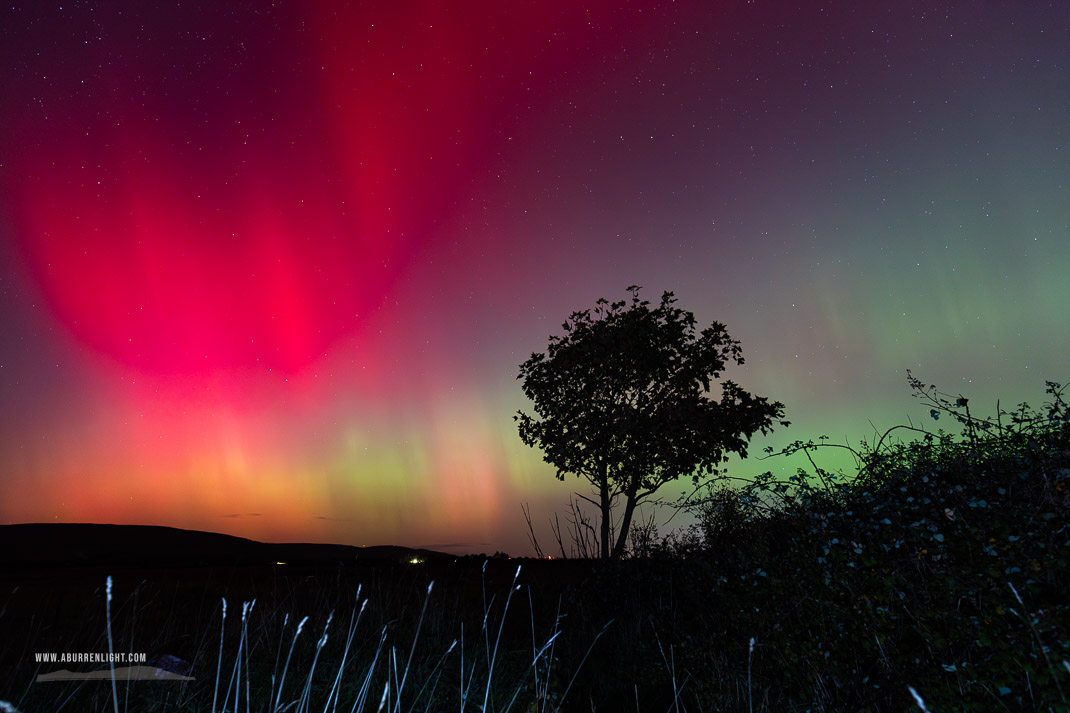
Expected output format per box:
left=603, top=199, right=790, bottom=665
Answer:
left=406, top=638, right=457, bottom=711
left=220, top=600, right=255, bottom=713
left=528, top=588, right=538, bottom=707
left=270, top=612, right=290, bottom=712
left=244, top=600, right=256, bottom=713
left=389, top=646, right=401, bottom=710
left=460, top=564, right=493, bottom=709
left=393, top=582, right=433, bottom=713
left=908, top=685, right=932, bottom=712
left=522, top=589, right=563, bottom=713
left=104, top=576, right=119, bottom=713
left=481, top=566, right=521, bottom=713
left=747, top=637, right=755, bottom=713
left=501, top=627, right=560, bottom=713
left=274, top=615, right=309, bottom=713
left=214, top=598, right=227, bottom=713
left=346, top=627, right=388, bottom=713
left=650, top=623, right=685, bottom=713
left=459, top=619, right=481, bottom=706
left=324, top=590, right=365, bottom=713
left=296, top=610, right=332, bottom=713
left=556, top=618, right=614, bottom=710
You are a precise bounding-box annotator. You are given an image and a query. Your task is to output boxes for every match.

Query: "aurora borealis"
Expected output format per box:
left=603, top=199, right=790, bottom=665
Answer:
left=1, top=1, right=1067, bottom=555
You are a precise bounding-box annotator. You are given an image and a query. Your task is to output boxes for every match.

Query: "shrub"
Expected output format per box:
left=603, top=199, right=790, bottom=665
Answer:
left=646, top=376, right=1070, bottom=711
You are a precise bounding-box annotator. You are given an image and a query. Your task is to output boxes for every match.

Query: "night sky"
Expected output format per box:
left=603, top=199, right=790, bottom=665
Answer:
left=1, top=1, right=1067, bottom=555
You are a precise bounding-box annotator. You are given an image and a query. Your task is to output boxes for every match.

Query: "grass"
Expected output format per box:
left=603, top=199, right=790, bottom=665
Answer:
left=0, top=559, right=617, bottom=713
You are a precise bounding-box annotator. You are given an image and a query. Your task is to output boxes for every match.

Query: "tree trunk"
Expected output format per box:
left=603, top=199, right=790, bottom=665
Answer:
left=599, top=465, right=611, bottom=560
left=611, top=491, right=639, bottom=559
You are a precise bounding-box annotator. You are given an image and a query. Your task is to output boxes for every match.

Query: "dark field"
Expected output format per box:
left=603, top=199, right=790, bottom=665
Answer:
left=0, top=528, right=642, bottom=713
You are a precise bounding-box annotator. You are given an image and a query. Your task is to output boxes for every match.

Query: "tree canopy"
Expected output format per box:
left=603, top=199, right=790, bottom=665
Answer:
left=516, top=286, right=789, bottom=559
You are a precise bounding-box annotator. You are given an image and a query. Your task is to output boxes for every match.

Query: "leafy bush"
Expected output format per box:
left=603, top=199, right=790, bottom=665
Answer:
left=646, top=376, right=1070, bottom=711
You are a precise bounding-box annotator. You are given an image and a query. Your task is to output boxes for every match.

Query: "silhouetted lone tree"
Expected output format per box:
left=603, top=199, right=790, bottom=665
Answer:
left=516, top=286, right=789, bottom=560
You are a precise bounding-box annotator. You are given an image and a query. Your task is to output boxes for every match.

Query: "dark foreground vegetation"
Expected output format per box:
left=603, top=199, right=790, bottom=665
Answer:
left=1, top=378, right=1068, bottom=712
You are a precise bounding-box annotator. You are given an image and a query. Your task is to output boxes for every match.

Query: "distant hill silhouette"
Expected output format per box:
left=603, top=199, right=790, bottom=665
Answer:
left=0, top=523, right=451, bottom=568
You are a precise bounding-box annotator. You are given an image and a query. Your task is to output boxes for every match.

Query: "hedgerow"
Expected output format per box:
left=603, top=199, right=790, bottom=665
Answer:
left=625, top=375, right=1070, bottom=711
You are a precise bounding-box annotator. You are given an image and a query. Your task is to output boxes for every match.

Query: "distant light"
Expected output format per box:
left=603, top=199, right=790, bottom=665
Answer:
left=409, top=557, right=424, bottom=565
left=276, top=561, right=287, bottom=565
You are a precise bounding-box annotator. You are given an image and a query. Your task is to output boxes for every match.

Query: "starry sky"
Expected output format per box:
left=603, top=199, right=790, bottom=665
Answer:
left=1, top=1, right=1067, bottom=556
